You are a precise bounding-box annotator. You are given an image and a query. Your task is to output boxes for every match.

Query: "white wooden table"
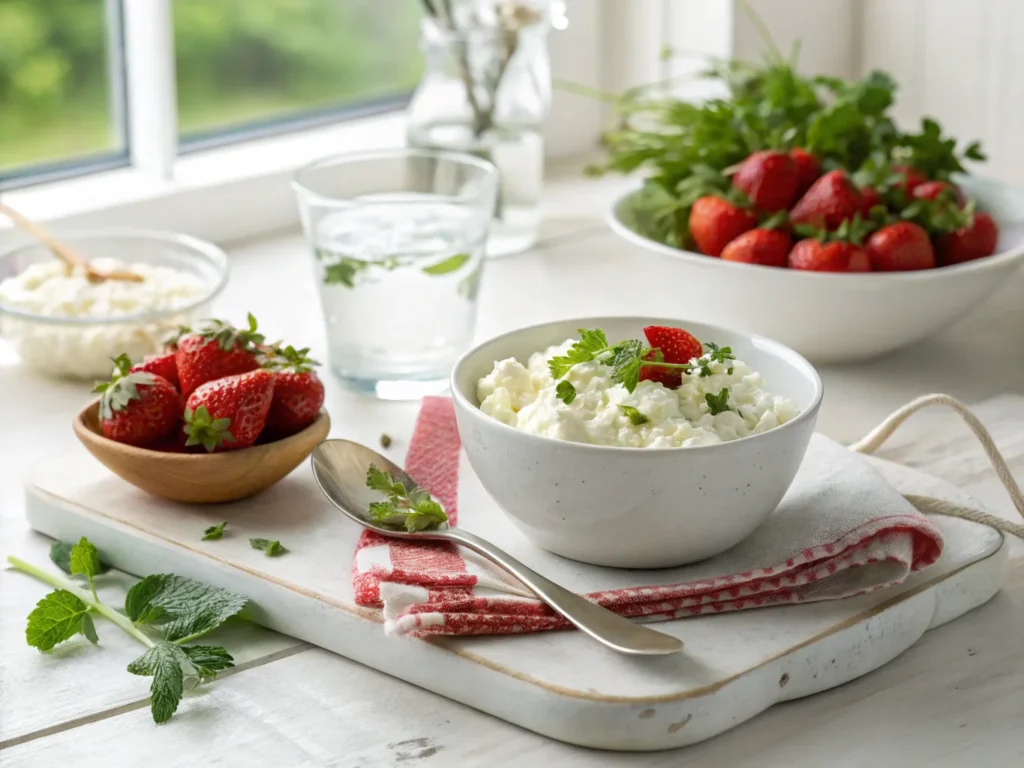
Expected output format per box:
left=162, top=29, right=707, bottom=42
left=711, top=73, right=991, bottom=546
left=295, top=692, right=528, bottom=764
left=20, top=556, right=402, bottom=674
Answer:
left=2, top=169, right=1023, bottom=767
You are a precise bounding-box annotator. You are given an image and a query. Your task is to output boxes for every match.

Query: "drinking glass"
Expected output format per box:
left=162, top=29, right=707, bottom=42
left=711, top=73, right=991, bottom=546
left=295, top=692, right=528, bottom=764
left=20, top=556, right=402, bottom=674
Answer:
left=293, top=149, right=498, bottom=400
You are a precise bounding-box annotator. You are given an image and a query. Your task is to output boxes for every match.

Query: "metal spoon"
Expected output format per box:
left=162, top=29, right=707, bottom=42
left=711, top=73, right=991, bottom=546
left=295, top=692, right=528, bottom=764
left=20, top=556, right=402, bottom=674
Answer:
left=0, top=201, right=143, bottom=283
left=310, top=439, right=683, bottom=656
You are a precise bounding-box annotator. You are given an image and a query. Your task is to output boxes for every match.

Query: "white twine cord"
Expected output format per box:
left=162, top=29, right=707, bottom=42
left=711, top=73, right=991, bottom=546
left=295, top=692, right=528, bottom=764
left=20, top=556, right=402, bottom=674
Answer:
left=850, top=393, right=1024, bottom=540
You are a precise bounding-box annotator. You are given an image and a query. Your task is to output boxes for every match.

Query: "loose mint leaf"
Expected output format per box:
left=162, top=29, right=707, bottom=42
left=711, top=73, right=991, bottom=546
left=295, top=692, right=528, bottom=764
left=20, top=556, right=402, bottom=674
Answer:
left=127, top=641, right=191, bottom=724
left=250, top=539, right=288, bottom=558
left=619, top=405, right=649, bottom=425
left=125, top=574, right=248, bottom=642
left=181, top=645, right=234, bottom=680
left=422, top=253, right=470, bottom=275
left=50, top=540, right=111, bottom=576
left=548, top=329, right=609, bottom=379
left=70, top=537, right=102, bottom=582
left=705, top=388, right=731, bottom=415
left=26, top=590, right=92, bottom=651
left=202, top=522, right=227, bottom=541
left=555, top=380, right=576, bottom=404
left=609, top=340, right=645, bottom=393
left=366, top=466, right=407, bottom=496
left=80, top=613, right=100, bottom=644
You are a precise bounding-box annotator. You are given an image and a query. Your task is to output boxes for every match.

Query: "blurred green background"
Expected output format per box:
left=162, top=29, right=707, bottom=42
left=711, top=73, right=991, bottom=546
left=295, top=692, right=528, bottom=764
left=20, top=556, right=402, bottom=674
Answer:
left=0, top=0, right=422, bottom=175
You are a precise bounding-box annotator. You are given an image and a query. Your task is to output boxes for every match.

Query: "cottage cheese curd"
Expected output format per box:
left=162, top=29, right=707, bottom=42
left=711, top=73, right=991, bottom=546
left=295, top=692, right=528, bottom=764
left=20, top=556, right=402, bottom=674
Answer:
left=0, top=259, right=210, bottom=379
left=477, top=339, right=799, bottom=448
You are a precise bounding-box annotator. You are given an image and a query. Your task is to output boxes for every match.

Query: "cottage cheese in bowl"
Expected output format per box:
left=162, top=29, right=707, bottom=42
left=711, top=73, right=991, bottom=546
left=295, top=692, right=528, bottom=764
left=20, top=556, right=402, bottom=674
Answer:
left=477, top=334, right=799, bottom=448
left=0, top=232, right=227, bottom=379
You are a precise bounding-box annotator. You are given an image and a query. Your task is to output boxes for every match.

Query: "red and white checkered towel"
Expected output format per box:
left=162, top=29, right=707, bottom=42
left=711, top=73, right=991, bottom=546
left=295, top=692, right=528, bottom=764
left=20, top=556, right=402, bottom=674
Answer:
left=352, top=397, right=945, bottom=638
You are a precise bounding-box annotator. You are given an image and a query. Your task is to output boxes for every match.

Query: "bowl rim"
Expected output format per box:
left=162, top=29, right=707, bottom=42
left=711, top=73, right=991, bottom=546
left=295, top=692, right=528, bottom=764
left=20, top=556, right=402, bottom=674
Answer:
left=450, top=315, right=823, bottom=455
left=74, top=401, right=331, bottom=461
left=0, top=228, right=230, bottom=326
left=607, top=187, right=1024, bottom=282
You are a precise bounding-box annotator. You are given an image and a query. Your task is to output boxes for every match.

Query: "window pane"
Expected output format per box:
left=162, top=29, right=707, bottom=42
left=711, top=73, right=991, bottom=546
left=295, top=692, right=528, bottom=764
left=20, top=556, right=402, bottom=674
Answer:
left=0, top=0, right=125, bottom=181
left=173, top=0, right=422, bottom=140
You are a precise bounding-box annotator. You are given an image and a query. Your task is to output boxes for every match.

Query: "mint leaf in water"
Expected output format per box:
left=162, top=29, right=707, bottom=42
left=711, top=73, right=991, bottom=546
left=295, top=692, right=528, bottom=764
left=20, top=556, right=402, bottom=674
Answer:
left=250, top=538, right=288, bottom=557
left=26, top=589, right=94, bottom=651
left=322, top=257, right=367, bottom=288
left=202, top=522, right=227, bottom=541
left=555, top=380, right=577, bottom=404
left=619, top=405, right=649, bottom=425
left=422, top=253, right=470, bottom=275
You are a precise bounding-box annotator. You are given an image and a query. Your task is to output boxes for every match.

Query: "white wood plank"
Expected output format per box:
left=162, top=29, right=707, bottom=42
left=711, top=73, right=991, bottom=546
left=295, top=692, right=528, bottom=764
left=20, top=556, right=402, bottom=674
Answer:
left=859, top=0, right=926, bottom=127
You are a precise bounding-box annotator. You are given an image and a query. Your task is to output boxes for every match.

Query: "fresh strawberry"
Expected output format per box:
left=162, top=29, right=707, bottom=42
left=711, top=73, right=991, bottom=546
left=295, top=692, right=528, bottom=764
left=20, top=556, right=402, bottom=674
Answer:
left=689, top=196, right=757, bottom=257
left=175, top=314, right=264, bottom=398
left=93, top=354, right=182, bottom=448
left=720, top=228, right=791, bottom=268
left=789, top=170, right=863, bottom=231
left=183, top=369, right=275, bottom=452
left=789, top=148, right=821, bottom=197
left=912, top=180, right=965, bottom=206
left=732, top=151, right=800, bottom=212
left=936, top=212, right=999, bottom=266
left=859, top=185, right=882, bottom=217
left=788, top=239, right=871, bottom=272
left=131, top=352, right=179, bottom=390
left=150, top=428, right=197, bottom=454
left=865, top=222, right=935, bottom=271
left=893, top=164, right=928, bottom=194
left=262, top=345, right=326, bottom=435
left=638, top=326, right=702, bottom=389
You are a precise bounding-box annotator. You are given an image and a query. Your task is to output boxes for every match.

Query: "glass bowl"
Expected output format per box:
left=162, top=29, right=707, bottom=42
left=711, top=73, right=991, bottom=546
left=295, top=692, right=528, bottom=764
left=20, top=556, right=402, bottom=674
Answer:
left=0, top=229, right=229, bottom=380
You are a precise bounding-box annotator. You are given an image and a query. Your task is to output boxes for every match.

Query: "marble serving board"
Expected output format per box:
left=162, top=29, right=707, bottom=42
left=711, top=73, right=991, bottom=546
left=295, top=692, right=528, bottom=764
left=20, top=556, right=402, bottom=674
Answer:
left=24, top=440, right=1006, bottom=752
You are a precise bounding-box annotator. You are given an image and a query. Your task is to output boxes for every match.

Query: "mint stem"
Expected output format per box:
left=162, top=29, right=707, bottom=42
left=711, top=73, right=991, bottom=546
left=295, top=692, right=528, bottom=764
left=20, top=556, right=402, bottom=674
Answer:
left=7, top=555, right=155, bottom=649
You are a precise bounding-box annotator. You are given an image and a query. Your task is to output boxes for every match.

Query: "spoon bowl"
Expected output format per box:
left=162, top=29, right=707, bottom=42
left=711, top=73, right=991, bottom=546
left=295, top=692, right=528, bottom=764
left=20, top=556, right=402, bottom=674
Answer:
left=310, top=438, right=684, bottom=656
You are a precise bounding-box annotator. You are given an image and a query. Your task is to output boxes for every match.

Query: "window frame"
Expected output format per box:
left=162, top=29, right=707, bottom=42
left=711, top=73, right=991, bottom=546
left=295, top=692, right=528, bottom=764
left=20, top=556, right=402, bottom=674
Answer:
left=0, top=0, right=608, bottom=245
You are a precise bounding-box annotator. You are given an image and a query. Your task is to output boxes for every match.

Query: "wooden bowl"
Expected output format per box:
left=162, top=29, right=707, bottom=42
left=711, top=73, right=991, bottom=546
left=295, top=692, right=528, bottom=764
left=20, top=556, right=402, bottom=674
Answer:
left=73, top=401, right=331, bottom=504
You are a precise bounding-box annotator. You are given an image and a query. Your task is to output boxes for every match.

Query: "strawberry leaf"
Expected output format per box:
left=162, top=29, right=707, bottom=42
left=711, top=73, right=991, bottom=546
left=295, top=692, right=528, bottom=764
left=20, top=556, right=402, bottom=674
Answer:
left=183, top=406, right=235, bottom=453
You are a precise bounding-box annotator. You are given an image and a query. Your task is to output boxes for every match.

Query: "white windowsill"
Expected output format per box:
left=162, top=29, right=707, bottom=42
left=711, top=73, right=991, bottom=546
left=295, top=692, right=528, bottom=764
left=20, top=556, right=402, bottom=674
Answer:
left=0, top=112, right=408, bottom=246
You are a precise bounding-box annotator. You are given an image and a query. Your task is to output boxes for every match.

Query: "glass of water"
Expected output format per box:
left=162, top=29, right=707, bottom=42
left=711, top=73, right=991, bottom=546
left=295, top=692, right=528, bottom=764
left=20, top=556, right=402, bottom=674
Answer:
left=293, top=149, right=498, bottom=400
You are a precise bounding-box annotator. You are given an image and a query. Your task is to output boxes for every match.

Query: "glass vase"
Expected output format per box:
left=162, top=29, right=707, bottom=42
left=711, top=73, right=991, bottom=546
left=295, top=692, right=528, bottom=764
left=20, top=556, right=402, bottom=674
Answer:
left=406, top=7, right=552, bottom=257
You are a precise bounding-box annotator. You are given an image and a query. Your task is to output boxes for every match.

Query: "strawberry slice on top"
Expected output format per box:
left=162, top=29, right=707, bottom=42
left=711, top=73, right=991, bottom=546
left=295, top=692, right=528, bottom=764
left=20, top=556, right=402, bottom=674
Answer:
left=175, top=313, right=264, bottom=398
left=639, top=326, right=702, bottom=389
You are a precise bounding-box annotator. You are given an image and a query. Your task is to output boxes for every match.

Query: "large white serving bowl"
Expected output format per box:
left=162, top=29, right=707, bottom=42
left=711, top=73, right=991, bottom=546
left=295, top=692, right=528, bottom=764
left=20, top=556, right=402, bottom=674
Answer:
left=607, top=177, right=1024, bottom=363
left=450, top=317, right=822, bottom=568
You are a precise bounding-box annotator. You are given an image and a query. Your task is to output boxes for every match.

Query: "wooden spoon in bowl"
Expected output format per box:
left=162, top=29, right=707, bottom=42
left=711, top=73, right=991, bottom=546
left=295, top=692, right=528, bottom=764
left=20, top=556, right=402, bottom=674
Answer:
left=0, top=202, right=143, bottom=283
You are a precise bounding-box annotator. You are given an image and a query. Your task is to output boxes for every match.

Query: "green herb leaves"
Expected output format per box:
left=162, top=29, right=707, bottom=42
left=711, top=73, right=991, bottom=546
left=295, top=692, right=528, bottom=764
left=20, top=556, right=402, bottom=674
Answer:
left=705, top=388, right=732, bottom=415
left=548, top=329, right=610, bottom=378
left=555, top=380, right=577, bottom=404
left=250, top=538, right=288, bottom=557
left=619, top=405, right=649, bottom=425
left=422, top=253, right=470, bottom=275
left=319, top=248, right=474, bottom=288
left=26, top=589, right=97, bottom=650
left=698, top=343, right=736, bottom=377
left=323, top=258, right=366, bottom=288
left=365, top=465, right=448, bottom=533
left=12, top=537, right=248, bottom=724
left=202, top=522, right=228, bottom=541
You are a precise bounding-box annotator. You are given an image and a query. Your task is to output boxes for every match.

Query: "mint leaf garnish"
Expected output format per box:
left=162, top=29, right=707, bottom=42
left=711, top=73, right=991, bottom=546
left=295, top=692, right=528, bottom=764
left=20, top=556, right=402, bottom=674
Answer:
left=698, top=343, right=736, bottom=377
left=548, top=329, right=610, bottom=378
left=422, top=253, right=470, bottom=275
left=322, top=257, right=367, bottom=288
left=555, top=380, right=576, bottom=404
left=705, top=388, right=731, bottom=415
left=619, top=405, right=649, bottom=425
left=365, top=464, right=449, bottom=533
left=250, top=538, right=288, bottom=557
left=202, top=522, right=227, bottom=541
left=609, top=340, right=646, bottom=392
left=10, top=537, right=246, bottom=724
left=26, top=589, right=94, bottom=651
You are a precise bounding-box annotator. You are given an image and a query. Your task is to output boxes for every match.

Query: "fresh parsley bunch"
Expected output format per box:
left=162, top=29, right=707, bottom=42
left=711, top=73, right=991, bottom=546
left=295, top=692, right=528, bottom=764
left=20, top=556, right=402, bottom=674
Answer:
left=8, top=538, right=248, bottom=724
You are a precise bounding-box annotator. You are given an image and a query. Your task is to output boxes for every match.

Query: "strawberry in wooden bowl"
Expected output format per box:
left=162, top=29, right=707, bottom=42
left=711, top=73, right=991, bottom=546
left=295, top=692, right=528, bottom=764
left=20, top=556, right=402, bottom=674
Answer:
left=73, top=314, right=330, bottom=504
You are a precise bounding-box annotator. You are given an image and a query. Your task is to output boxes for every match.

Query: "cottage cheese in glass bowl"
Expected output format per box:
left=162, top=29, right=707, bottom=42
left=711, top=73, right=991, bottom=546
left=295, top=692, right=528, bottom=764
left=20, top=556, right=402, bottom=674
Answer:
left=0, top=230, right=228, bottom=379
left=477, top=338, right=800, bottom=448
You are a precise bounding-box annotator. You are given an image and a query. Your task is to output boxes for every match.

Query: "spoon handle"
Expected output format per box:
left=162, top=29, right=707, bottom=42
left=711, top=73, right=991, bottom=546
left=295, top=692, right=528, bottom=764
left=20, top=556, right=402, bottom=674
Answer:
left=442, top=528, right=683, bottom=656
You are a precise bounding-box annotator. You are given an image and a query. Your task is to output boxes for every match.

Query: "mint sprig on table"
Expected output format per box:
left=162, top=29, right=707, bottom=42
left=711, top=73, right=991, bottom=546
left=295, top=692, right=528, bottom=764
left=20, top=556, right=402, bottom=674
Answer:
left=548, top=328, right=735, bottom=395
left=366, top=465, right=448, bottom=532
left=8, top=537, right=247, bottom=724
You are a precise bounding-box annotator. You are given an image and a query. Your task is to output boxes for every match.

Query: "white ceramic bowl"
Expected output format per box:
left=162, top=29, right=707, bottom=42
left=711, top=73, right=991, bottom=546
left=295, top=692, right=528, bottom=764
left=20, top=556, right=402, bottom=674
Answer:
left=608, top=176, right=1024, bottom=363
left=451, top=317, right=822, bottom=568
